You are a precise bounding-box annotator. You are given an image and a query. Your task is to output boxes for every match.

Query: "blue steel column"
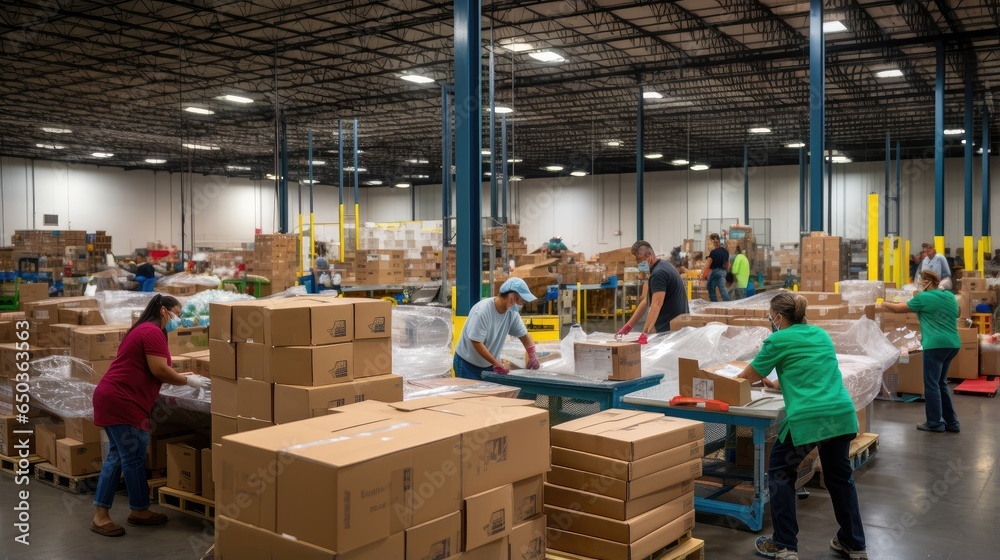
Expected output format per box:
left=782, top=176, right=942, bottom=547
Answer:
left=743, top=140, right=749, bottom=225
left=454, top=0, right=482, bottom=314
left=636, top=83, right=644, bottom=240
left=353, top=119, right=359, bottom=208
left=489, top=44, right=497, bottom=221
left=808, top=0, right=824, bottom=232
left=963, top=66, right=973, bottom=240
left=338, top=120, right=344, bottom=207
left=895, top=140, right=901, bottom=236
left=441, top=85, right=452, bottom=246
left=501, top=113, right=508, bottom=224
left=984, top=102, right=991, bottom=238
left=827, top=142, right=833, bottom=235
left=799, top=146, right=806, bottom=232
left=934, top=41, right=945, bottom=241
left=279, top=113, right=289, bottom=233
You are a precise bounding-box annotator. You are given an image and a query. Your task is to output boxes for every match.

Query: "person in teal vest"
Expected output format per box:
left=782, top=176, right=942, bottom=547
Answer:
left=546, top=236, right=569, bottom=256
left=737, top=293, right=867, bottom=560
left=878, top=269, right=961, bottom=433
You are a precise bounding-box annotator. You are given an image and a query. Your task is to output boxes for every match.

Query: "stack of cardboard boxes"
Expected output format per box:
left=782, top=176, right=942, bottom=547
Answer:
left=30, top=416, right=103, bottom=476
left=215, top=394, right=549, bottom=560
left=800, top=235, right=849, bottom=292
left=545, top=410, right=703, bottom=559
left=596, top=248, right=632, bottom=279
left=11, top=229, right=88, bottom=276
left=356, top=250, right=405, bottom=285
left=770, top=242, right=800, bottom=283
left=247, top=234, right=299, bottom=294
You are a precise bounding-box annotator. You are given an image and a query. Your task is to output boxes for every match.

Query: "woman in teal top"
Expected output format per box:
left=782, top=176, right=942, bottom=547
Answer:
left=879, top=270, right=961, bottom=433
left=737, top=293, right=867, bottom=560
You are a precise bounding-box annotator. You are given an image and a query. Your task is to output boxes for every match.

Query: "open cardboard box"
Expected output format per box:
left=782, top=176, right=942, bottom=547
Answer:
left=678, top=358, right=752, bottom=406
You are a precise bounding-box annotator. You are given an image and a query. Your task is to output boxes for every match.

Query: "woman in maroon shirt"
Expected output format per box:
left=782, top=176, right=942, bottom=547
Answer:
left=90, top=294, right=208, bottom=537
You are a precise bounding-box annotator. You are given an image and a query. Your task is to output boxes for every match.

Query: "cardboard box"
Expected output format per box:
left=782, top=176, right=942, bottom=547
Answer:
left=209, top=301, right=245, bottom=341
left=452, top=538, right=507, bottom=560
left=201, top=447, right=215, bottom=500
left=353, top=299, right=392, bottom=339
left=211, top=377, right=238, bottom=417
left=231, top=302, right=270, bottom=343
left=354, top=338, right=393, bottom=378
left=550, top=409, right=704, bottom=462
left=215, top=515, right=405, bottom=560
left=55, top=437, right=103, bottom=476
left=148, top=431, right=198, bottom=471
left=950, top=328, right=979, bottom=380
left=545, top=491, right=693, bottom=544
left=465, top=484, right=513, bottom=550
left=271, top=343, right=354, bottom=386
left=896, top=351, right=924, bottom=395
left=668, top=313, right=722, bottom=330
left=1, top=415, right=36, bottom=456
left=49, top=323, right=76, bottom=347
left=210, top=339, right=237, bottom=380
left=263, top=300, right=355, bottom=346
left=0, top=343, right=42, bottom=378
left=193, top=353, right=212, bottom=377
left=405, top=510, right=462, bottom=560
left=237, top=378, right=273, bottom=421
left=65, top=417, right=102, bottom=443
left=551, top=440, right=704, bottom=481
left=90, top=360, right=113, bottom=383
left=237, top=416, right=274, bottom=433
left=35, top=421, right=65, bottom=462
left=17, top=283, right=49, bottom=306
left=573, top=341, right=642, bottom=380
left=272, top=374, right=403, bottom=423
left=171, top=355, right=193, bottom=373
left=805, top=304, right=848, bottom=321
left=678, top=358, right=752, bottom=406
left=513, top=475, right=544, bottom=523
left=234, top=342, right=268, bottom=382
left=71, top=326, right=128, bottom=361
left=547, top=459, right=701, bottom=501
left=796, top=291, right=843, bottom=305
left=547, top=510, right=695, bottom=559
left=509, top=515, right=546, bottom=560
left=166, top=440, right=204, bottom=493
left=982, top=348, right=1000, bottom=376
left=168, top=326, right=209, bottom=355
left=212, top=414, right=238, bottom=445
left=543, top=480, right=693, bottom=521
left=960, top=277, right=986, bottom=292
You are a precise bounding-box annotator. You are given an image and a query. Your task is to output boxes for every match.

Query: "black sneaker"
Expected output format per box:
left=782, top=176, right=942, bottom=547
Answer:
left=916, top=423, right=944, bottom=432
left=831, top=537, right=868, bottom=559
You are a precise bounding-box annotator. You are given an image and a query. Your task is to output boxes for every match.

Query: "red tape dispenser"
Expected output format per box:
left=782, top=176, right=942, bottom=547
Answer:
left=669, top=396, right=730, bottom=412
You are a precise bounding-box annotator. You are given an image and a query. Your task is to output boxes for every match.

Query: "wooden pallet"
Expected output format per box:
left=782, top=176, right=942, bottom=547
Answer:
left=158, top=487, right=215, bottom=521
left=33, top=462, right=102, bottom=494
left=148, top=477, right=168, bottom=500
left=547, top=533, right=703, bottom=560
left=0, top=453, right=45, bottom=476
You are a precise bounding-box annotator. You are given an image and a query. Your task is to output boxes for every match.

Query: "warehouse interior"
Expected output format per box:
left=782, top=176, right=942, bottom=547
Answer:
left=1, top=1, right=999, bottom=560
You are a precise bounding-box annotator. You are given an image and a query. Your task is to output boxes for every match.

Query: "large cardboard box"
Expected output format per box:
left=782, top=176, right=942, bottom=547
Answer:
left=796, top=291, right=843, bottom=305
left=896, top=351, right=924, bottom=395
left=982, top=347, right=1000, bottom=376
left=678, top=358, right=752, bottom=406
left=235, top=342, right=269, bottom=382
left=545, top=491, right=694, bottom=544
left=210, top=339, right=237, bottom=380
left=71, top=325, right=128, bottom=361
left=168, top=326, right=209, bottom=355
left=237, top=378, right=273, bottom=421
left=805, top=304, right=848, bottom=321
left=231, top=302, right=271, bottom=343
left=55, top=437, right=102, bottom=476
left=263, top=300, right=355, bottom=347
left=464, top=484, right=513, bottom=550
left=201, top=447, right=215, bottom=500
left=668, top=314, right=722, bottom=331
left=406, top=511, right=462, bottom=560
left=550, top=409, right=704, bottom=462
left=512, top=475, right=544, bottom=523
left=215, top=515, right=404, bottom=560
left=211, top=414, right=238, bottom=445
left=452, top=538, right=507, bottom=560
left=0, top=415, right=35, bottom=456
left=546, top=460, right=701, bottom=501
left=551, top=440, right=704, bottom=481
left=271, top=344, right=354, bottom=386
left=211, top=377, right=238, bottom=417
left=573, top=341, right=641, bottom=381
left=237, top=416, right=273, bottom=433
left=509, top=515, right=546, bottom=560
left=960, top=277, right=986, bottom=293
left=950, top=328, right=979, bottom=380
left=353, top=299, right=392, bottom=340
left=273, top=374, right=404, bottom=423
left=547, top=510, right=695, bottom=559
left=354, top=338, right=393, bottom=378
left=166, top=440, right=204, bottom=493
left=65, top=417, right=102, bottom=443
left=543, top=480, right=693, bottom=521
left=17, top=283, right=49, bottom=307
left=35, top=421, right=65, bottom=462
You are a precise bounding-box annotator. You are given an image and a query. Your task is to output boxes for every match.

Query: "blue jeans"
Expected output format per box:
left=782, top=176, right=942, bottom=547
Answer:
left=708, top=269, right=731, bottom=302
left=922, top=347, right=960, bottom=431
left=135, top=276, right=156, bottom=292
left=453, top=353, right=490, bottom=380
left=93, top=425, right=150, bottom=511
left=769, top=433, right=865, bottom=552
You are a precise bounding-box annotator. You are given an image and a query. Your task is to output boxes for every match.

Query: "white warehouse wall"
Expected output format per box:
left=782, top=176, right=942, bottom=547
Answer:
left=1, top=155, right=998, bottom=258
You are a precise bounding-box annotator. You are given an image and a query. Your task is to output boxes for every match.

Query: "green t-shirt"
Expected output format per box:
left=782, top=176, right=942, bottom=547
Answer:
left=906, top=290, right=960, bottom=349
left=750, top=324, right=858, bottom=445
left=731, top=254, right=750, bottom=288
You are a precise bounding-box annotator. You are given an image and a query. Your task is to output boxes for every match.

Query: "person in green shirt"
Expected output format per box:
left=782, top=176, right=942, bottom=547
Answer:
left=878, top=270, right=961, bottom=433
left=736, top=293, right=867, bottom=560
left=731, top=245, right=751, bottom=299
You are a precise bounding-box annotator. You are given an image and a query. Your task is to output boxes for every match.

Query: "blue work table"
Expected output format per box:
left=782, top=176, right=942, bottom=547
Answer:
left=481, top=370, right=664, bottom=413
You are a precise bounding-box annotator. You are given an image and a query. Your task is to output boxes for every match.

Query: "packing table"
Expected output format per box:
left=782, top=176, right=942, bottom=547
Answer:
left=481, top=370, right=664, bottom=420
left=621, top=385, right=787, bottom=532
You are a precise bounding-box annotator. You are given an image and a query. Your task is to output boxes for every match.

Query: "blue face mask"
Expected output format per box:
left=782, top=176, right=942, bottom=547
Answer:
left=768, top=315, right=780, bottom=333
left=165, top=313, right=182, bottom=333
left=637, top=260, right=651, bottom=274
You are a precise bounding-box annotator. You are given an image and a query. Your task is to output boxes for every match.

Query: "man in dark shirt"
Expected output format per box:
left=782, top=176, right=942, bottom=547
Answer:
left=616, top=240, right=689, bottom=335
left=134, top=255, right=156, bottom=292
left=701, top=233, right=731, bottom=302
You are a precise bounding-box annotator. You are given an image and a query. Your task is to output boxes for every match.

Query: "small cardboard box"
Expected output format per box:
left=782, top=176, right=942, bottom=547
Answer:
left=271, top=344, right=354, bottom=386
left=546, top=459, right=701, bottom=501
left=168, top=326, right=209, bottom=355
left=272, top=374, right=404, bottom=423
left=1, top=415, right=36, bottom=456
left=235, top=342, right=269, bottom=382
left=65, top=417, right=102, bottom=443
left=353, top=338, right=393, bottom=378
left=71, top=326, right=128, bottom=361
left=211, top=377, right=238, bottom=417
left=896, top=351, right=924, bottom=395
left=211, top=414, right=238, bottom=445
left=950, top=328, right=979, bottom=380
left=550, top=409, right=703, bottom=462
left=211, top=339, right=237, bottom=380
left=353, top=299, right=392, bottom=340
left=509, top=515, right=546, bottom=560
left=512, top=475, right=544, bottom=523
left=545, top=491, right=694, bottom=544
left=35, top=421, right=65, bottom=463
left=982, top=347, right=1000, bottom=376
left=551, top=440, right=704, bottom=481
left=201, top=447, right=215, bottom=500
left=405, top=510, right=462, bottom=560
left=678, top=358, right=752, bottom=406
left=237, top=378, right=273, bottom=421
left=464, top=484, right=513, bottom=550
left=166, top=440, right=204, bottom=493
left=543, top=479, right=694, bottom=522
left=547, top=510, right=695, bottom=559
left=960, top=277, right=986, bottom=293
left=56, top=437, right=103, bottom=476
left=171, top=355, right=193, bottom=373
left=573, top=341, right=642, bottom=380
left=263, top=300, right=355, bottom=347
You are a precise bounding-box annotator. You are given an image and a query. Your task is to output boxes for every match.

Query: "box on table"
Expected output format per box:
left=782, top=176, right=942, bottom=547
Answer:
left=56, top=437, right=103, bottom=476
left=465, top=484, right=513, bottom=550
left=551, top=440, right=704, bottom=481
left=678, top=358, right=752, bottom=406
left=171, top=355, right=193, bottom=373
left=271, top=343, right=354, bottom=386
left=215, top=515, right=404, bottom=560
left=546, top=459, right=701, bottom=501
left=573, top=341, right=642, bottom=381
left=1, top=415, right=36, bottom=456
left=547, top=510, right=695, bottom=559
left=545, top=491, right=693, bottom=544
left=272, top=374, right=404, bottom=423
left=35, top=421, right=64, bottom=462
left=406, top=511, right=462, bottom=560
left=166, top=440, right=206, bottom=493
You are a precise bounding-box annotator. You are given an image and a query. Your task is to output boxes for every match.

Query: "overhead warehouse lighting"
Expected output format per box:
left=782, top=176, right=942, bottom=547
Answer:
left=507, top=158, right=522, bottom=163
left=36, top=143, right=64, bottom=149
left=644, top=153, right=663, bottom=159
left=528, top=50, right=564, bottom=63
left=406, top=159, right=430, bottom=164
left=643, top=91, right=663, bottom=99
left=481, top=149, right=492, bottom=155
left=823, top=21, right=848, bottom=33
left=400, top=73, right=435, bottom=84
left=786, top=142, right=806, bottom=148
left=543, top=165, right=564, bottom=172
left=500, top=41, right=534, bottom=52
left=41, top=127, right=72, bottom=134
left=144, top=158, right=166, bottom=164
left=300, top=179, right=319, bottom=184
left=182, top=143, right=220, bottom=150
left=226, top=165, right=251, bottom=171
left=494, top=106, right=514, bottom=114
left=509, top=176, right=524, bottom=182
left=690, top=164, right=710, bottom=171
left=91, top=152, right=114, bottom=158
left=394, top=183, right=411, bottom=189
left=944, top=129, right=965, bottom=135
left=670, top=159, right=689, bottom=166
left=311, top=160, right=326, bottom=165
left=184, top=106, right=214, bottom=115
left=344, top=166, right=367, bottom=172
left=364, top=180, right=383, bottom=186
left=483, top=172, right=492, bottom=177
left=216, top=94, right=253, bottom=104
left=606, top=140, right=622, bottom=147
left=749, top=127, right=772, bottom=134
left=876, top=69, right=903, bottom=78
left=570, top=171, right=588, bottom=177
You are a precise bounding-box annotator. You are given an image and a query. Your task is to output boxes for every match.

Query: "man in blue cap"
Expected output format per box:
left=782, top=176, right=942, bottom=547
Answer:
left=453, top=277, right=541, bottom=379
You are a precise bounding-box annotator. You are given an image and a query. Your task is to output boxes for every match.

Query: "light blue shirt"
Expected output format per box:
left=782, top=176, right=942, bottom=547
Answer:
left=455, top=297, right=528, bottom=367
left=919, top=254, right=951, bottom=279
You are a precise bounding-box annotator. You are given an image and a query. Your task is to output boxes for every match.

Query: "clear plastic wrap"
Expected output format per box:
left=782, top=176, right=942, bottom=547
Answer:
left=689, top=291, right=782, bottom=316
left=403, top=378, right=521, bottom=400
left=179, top=289, right=254, bottom=326
left=96, top=290, right=157, bottom=325
left=838, top=280, right=885, bottom=305
left=882, top=326, right=922, bottom=352
left=90, top=268, right=138, bottom=292
left=157, top=272, right=222, bottom=288
left=809, top=318, right=899, bottom=408
left=835, top=355, right=885, bottom=411
left=885, top=286, right=917, bottom=303
left=390, top=305, right=455, bottom=380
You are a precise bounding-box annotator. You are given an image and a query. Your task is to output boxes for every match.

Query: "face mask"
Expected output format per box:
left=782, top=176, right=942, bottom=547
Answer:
left=507, top=296, right=522, bottom=314
left=768, top=315, right=780, bottom=333
left=637, top=260, right=651, bottom=274
left=165, top=312, right=181, bottom=333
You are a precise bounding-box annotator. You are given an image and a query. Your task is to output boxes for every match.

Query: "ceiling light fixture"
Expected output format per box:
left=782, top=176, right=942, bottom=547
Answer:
left=405, top=158, right=430, bottom=164
left=216, top=94, right=253, bottom=104
left=400, top=74, right=435, bottom=84
left=570, top=171, right=588, bottom=177
left=830, top=156, right=852, bottom=163
left=606, top=140, right=622, bottom=147
left=528, top=51, right=565, bottom=63
left=494, top=106, right=514, bottom=114
left=145, top=158, right=166, bottom=164
left=184, top=107, right=214, bottom=115
left=690, top=164, right=710, bottom=171
left=509, top=176, right=524, bottom=182
left=670, top=159, right=690, bottom=166
left=394, top=183, right=412, bottom=189
left=500, top=41, right=534, bottom=52
left=182, top=143, right=220, bottom=150
left=643, top=91, right=663, bottom=99
left=543, top=165, right=564, bottom=172
left=823, top=21, right=848, bottom=33
left=507, top=158, right=522, bottom=163
left=36, top=144, right=64, bottom=150
left=91, top=152, right=114, bottom=158
left=749, top=127, right=772, bottom=134
left=227, top=165, right=251, bottom=171
left=364, top=180, right=384, bottom=186
left=786, top=142, right=806, bottom=148
left=344, top=166, right=367, bottom=172
left=644, top=153, right=663, bottom=159
left=481, top=149, right=492, bottom=155
left=876, top=69, right=903, bottom=78
left=311, top=160, right=326, bottom=165
left=944, top=129, right=965, bottom=135
left=41, top=127, right=72, bottom=134
left=483, top=172, right=492, bottom=177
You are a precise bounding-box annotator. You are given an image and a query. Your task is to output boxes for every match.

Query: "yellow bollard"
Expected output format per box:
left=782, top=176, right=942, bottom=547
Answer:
left=868, top=194, right=879, bottom=281
left=882, top=237, right=891, bottom=284
left=355, top=203, right=361, bottom=251
left=576, top=282, right=582, bottom=323
left=903, top=240, right=911, bottom=285
left=964, top=235, right=975, bottom=274
left=934, top=236, right=945, bottom=256
left=339, top=204, right=345, bottom=262
left=834, top=282, right=840, bottom=294
left=686, top=280, right=692, bottom=301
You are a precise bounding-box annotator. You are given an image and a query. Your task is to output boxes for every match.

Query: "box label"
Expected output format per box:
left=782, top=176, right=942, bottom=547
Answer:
left=692, top=378, right=714, bottom=400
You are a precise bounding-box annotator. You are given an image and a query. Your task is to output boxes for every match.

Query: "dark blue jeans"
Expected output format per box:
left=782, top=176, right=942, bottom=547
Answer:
left=708, top=269, right=731, bottom=302
left=769, top=433, right=865, bottom=552
left=922, top=347, right=960, bottom=431
left=135, top=276, right=156, bottom=292
left=93, top=425, right=150, bottom=511
left=453, top=353, right=491, bottom=380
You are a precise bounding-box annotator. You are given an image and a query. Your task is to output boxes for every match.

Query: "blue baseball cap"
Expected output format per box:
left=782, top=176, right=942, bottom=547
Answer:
left=499, top=277, right=537, bottom=302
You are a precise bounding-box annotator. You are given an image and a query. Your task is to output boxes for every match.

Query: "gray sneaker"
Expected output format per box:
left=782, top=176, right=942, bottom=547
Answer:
left=776, top=550, right=799, bottom=560
left=831, top=537, right=868, bottom=559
